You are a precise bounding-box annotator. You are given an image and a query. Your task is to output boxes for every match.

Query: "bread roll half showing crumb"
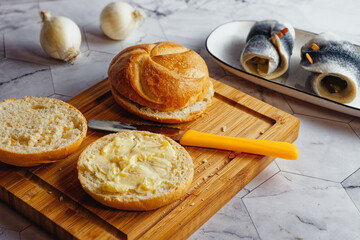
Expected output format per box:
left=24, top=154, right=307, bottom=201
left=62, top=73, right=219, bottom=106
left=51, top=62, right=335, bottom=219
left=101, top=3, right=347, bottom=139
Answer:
left=0, top=96, right=87, bottom=167
left=77, top=130, right=194, bottom=211
left=111, top=81, right=213, bottom=124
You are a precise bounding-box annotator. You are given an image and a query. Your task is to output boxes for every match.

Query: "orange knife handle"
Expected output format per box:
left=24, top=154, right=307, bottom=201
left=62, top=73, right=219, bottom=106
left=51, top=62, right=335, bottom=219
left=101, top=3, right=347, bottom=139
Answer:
left=179, top=129, right=298, bottom=160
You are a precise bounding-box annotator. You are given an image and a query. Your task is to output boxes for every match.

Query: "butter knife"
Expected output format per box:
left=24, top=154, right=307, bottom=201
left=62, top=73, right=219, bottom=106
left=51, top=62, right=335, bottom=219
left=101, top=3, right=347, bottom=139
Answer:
left=88, top=119, right=298, bottom=160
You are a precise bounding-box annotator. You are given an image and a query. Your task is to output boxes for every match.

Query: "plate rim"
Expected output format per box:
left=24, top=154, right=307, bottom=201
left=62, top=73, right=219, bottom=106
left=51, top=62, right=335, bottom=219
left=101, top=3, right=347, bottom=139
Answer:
left=205, top=20, right=360, bottom=116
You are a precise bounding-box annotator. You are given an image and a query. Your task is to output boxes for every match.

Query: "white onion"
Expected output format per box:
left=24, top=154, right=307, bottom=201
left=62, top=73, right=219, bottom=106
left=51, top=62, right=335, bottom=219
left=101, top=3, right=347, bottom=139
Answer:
left=100, top=2, right=145, bottom=40
left=40, top=11, right=82, bottom=63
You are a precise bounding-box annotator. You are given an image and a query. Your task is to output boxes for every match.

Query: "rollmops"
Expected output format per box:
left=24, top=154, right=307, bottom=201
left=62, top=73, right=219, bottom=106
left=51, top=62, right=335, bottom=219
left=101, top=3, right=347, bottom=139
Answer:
left=300, top=32, right=360, bottom=103
left=240, top=20, right=295, bottom=79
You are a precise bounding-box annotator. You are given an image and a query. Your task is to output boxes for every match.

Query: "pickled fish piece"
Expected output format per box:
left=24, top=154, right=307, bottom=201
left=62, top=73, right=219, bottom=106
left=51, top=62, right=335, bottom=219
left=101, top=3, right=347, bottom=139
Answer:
left=240, top=20, right=295, bottom=79
left=300, top=32, right=360, bottom=103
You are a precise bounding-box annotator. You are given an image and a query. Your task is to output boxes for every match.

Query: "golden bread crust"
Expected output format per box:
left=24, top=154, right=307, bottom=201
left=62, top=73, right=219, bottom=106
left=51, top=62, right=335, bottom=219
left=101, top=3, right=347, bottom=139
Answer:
left=0, top=135, right=85, bottom=167
left=108, top=42, right=210, bottom=111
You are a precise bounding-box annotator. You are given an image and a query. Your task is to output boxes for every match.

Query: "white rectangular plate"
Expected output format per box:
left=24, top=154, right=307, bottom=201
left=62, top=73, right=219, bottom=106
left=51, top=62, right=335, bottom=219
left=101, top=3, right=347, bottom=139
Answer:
left=206, top=20, right=360, bottom=117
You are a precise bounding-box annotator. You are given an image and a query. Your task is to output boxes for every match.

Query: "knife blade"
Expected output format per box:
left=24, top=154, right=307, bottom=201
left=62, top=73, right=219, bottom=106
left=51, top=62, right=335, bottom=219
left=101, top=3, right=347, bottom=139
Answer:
left=88, top=119, right=299, bottom=160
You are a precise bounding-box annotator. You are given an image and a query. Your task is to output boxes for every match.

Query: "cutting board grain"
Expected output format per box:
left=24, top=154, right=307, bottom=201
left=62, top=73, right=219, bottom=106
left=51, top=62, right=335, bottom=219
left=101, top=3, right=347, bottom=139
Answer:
left=0, top=78, right=300, bottom=240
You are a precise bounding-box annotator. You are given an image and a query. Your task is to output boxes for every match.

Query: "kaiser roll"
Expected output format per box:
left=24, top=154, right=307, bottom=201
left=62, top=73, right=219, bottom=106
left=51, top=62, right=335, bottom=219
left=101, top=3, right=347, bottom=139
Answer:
left=108, top=42, right=214, bottom=123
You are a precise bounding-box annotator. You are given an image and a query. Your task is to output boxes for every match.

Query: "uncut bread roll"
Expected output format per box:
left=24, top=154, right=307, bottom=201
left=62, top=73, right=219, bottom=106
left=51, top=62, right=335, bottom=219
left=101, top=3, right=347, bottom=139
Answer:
left=108, top=41, right=214, bottom=123
left=77, top=130, right=194, bottom=211
left=0, top=97, right=87, bottom=167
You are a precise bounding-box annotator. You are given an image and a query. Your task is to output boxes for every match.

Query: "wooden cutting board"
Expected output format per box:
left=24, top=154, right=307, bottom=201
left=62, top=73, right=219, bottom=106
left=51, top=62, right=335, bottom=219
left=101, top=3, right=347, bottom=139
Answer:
left=0, top=78, right=299, bottom=240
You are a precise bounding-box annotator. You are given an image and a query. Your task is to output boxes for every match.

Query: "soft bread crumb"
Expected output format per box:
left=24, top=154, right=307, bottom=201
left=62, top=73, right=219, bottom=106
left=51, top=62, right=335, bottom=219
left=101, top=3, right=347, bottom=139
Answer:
left=0, top=97, right=85, bottom=153
left=111, top=81, right=214, bottom=124
left=0, top=96, right=87, bottom=167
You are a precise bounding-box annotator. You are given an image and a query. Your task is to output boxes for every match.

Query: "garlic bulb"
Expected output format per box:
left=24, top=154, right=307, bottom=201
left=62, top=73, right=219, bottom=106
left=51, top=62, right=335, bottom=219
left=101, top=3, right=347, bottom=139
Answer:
left=100, top=2, right=145, bottom=40
left=40, top=11, right=81, bottom=63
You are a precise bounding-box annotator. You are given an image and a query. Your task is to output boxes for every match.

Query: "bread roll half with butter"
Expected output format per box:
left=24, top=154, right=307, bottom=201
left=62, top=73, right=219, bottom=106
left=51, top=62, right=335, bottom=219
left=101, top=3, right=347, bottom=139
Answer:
left=108, top=42, right=214, bottom=123
left=0, top=97, right=87, bottom=167
left=77, top=130, right=194, bottom=211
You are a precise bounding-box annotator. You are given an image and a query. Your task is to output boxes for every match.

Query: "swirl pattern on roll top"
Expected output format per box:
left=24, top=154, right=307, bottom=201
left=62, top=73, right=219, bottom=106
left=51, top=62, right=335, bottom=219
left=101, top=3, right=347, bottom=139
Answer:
left=109, top=42, right=210, bottom=111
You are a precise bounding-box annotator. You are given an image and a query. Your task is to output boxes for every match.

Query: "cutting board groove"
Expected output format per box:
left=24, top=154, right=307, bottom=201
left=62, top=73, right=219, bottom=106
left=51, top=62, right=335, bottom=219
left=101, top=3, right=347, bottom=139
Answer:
left=0, top=78, right=299, bottom=240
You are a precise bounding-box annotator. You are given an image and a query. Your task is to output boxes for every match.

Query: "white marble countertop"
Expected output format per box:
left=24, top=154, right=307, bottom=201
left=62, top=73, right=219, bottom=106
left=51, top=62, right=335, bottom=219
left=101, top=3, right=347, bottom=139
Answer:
left=1, top=0, right=360, bottom=239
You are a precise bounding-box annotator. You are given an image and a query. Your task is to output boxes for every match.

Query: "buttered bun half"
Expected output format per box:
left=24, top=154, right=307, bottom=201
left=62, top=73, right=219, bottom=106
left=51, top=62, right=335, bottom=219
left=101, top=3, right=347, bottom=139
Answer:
left=108, top=42, right=214, bottom=123
left=0, top=97, right=87, bottom=167
left=77, top=130, right=194, bottom=211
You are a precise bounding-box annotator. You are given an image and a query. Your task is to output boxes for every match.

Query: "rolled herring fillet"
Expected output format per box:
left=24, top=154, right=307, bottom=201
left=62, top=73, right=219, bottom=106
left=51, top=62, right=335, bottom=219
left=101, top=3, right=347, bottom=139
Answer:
left=240, top=20, right=295, bottom=79
left=300, top=32, right=360, bottom=103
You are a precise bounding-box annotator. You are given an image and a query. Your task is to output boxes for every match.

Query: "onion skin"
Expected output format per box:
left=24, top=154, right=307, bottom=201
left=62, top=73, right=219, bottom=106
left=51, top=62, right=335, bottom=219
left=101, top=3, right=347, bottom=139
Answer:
left=40, top=11, right=82, bottom=63
left=100, top=2, right=145, bottom=40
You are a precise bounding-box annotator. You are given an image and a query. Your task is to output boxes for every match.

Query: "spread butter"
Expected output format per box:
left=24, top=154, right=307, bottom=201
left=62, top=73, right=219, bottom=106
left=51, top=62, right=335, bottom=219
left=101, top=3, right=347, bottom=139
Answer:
left=81, top=133, right=176, bottom=194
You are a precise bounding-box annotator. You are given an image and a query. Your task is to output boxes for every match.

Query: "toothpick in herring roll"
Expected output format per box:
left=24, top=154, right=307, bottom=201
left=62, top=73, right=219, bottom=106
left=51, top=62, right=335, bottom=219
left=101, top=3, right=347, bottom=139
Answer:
left=300, top=32, right=360, bottom=104
left=241, top=20, right=295, bottom=79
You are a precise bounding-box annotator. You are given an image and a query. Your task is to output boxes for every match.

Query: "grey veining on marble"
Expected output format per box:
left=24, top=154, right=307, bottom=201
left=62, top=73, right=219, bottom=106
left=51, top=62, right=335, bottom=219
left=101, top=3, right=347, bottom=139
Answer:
left=284, top=96, right=355, bottom=123
left=276, top=114, right=360, bottom=182
left=190, top=162, right=279, bottom=240
left=131, top=0, right=188, bottom=19
left=244, top=172, right=360, bottom=240
left=342, top=168, right=360, bottom=212
left=1, top=0, right=39, bottom=5
left=51, top=50, right=114, bottom=96
left=1, top=0, right=360, bottom=240
left=189, top=196, right=260, bottom=240
left=39, top=0, right=115, bottom=27
left=187, top=0, right=245, bottom=14
left=0, top=2, right=39, bottom=34
left=0, top=59, right=53, bottom=101
left=84, top=17, right=166, bottom=55
left=159, top=9, right=232, bottom=51
left=238, top=161, right=280, bottom=198
left=5, top=23, right=88, bottom=66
